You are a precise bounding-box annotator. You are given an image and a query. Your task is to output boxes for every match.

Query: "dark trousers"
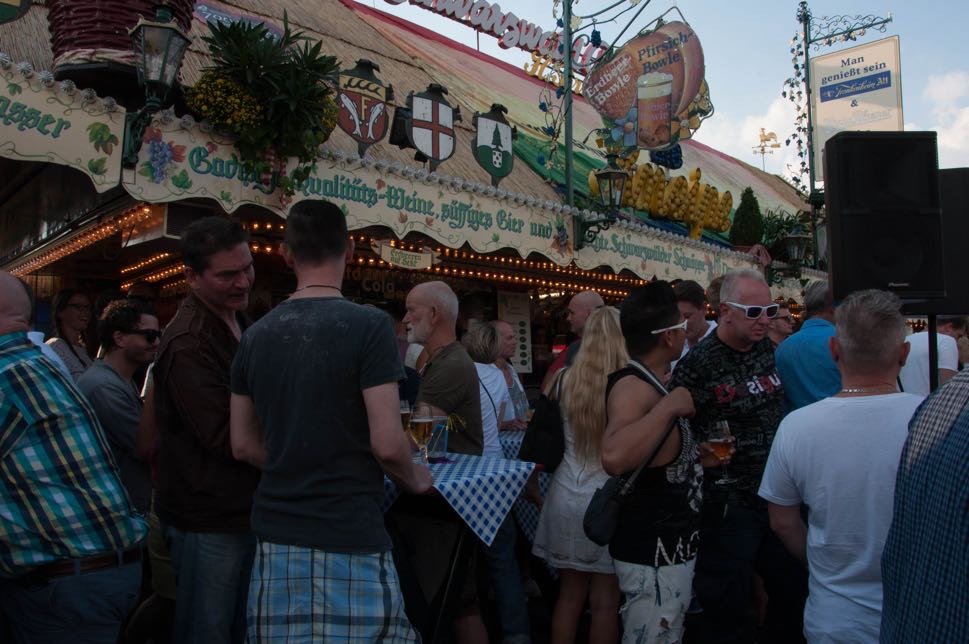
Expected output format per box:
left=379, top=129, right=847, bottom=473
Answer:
left=692, top=503, right=807, bottom=644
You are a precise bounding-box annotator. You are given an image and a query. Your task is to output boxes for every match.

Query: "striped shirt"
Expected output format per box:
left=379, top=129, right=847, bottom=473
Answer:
left=0, top=332, right=146, bottom=577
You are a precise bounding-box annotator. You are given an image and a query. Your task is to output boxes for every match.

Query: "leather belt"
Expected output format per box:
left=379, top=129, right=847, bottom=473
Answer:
left=21, top=547, right=142, bottom=583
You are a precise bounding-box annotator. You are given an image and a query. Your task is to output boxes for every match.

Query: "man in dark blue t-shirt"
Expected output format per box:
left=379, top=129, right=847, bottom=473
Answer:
left=230, top=200, right=431, bottom=642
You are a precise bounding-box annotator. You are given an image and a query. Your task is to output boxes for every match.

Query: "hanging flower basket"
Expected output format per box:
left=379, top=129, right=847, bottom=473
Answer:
left=186, top=12, right=339, bottom=196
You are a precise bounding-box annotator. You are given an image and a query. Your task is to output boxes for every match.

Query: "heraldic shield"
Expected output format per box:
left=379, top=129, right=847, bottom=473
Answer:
left=404, top=84, right=459, bottom=172
left=337, top=59, right=392, bottom=157
left=473, top=103, right=516, bottom=187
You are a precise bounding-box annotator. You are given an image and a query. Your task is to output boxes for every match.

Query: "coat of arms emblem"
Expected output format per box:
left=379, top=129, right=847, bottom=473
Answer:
left=473, top=103, right=516, bottom=186
left=336, top=59, right=393, bottom=157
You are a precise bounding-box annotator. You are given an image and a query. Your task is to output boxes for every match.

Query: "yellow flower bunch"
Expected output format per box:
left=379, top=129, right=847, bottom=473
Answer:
left=186, top=72, right=263, bottom=135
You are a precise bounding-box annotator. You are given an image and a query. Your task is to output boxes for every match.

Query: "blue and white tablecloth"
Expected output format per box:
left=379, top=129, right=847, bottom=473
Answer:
left=383, top=453, right=534, bottom=547
left=498, top=430, right=550, bottom=544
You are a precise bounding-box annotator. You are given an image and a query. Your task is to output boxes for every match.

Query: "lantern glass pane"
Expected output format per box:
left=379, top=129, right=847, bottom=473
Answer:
left=594, top=173, right=609, bottom=209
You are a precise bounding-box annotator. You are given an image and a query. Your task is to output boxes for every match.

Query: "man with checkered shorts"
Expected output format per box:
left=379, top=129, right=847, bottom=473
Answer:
left=230, top=200, right=432, bottom=642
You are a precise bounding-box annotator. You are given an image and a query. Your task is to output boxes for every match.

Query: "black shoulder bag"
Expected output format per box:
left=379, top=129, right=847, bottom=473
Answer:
left=517, top=368, right=567, bottom=472
left=583, top=361, right=679, bottom=546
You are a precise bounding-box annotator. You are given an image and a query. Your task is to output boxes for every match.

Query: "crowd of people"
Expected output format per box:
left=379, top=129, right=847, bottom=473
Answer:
left=0, top=198, right=967, bottom=644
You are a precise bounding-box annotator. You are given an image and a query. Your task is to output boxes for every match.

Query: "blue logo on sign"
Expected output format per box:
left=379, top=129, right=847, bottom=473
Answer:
left=820, top=71, right=892, bottom=103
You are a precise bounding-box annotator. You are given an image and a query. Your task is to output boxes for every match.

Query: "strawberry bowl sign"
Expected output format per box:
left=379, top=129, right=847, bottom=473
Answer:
left=584, top=18, right=713, bottom=151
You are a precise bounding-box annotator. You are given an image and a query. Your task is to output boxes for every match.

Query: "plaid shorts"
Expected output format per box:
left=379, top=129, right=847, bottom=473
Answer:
left=247, top=540, right=420, bottom=643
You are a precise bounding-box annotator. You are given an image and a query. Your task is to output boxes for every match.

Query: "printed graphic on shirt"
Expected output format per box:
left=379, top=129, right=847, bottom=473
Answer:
left=670, top=335, right=784, bottom=507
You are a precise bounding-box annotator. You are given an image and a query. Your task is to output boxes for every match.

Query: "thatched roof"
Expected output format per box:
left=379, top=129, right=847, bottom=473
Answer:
left=0, top=2, right=53, bottom=71
left=1, top=0, right=807, bottom=216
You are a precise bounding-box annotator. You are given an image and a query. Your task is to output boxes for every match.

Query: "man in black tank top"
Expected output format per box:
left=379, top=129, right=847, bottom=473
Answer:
left=602, top=282, right=720, bottom=643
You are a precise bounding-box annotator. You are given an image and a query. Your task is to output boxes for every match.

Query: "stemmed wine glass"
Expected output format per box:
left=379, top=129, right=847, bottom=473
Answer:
left=409, top=404, right=434, bottom=464
left=709, top=420, right=737, bottom=485
left=399, top=401, right=412, bottom=433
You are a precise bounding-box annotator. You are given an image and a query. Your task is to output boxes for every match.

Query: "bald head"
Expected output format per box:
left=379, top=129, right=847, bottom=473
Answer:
left=567, top=290, right=604, bottom=335
left=404, top=280, right=460, bottom=346
left=0, top=271, right=32, bottom=334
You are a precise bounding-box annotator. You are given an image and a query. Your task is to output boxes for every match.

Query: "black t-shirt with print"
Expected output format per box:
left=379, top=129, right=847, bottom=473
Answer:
left=605, top=366, right=703, bottom=567
left=669, top=333, right=784, bottom=508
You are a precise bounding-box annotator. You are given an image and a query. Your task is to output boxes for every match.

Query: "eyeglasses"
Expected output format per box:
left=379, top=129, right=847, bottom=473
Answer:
left=725, top=301, right=780, bottom=320
left=650, top=319, right=689, bottom=334
left=128, top=329, right=162, bottom=343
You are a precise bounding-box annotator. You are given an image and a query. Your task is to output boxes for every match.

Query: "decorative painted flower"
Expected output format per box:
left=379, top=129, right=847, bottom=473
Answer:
left=610, top=107, right=638, bottom=148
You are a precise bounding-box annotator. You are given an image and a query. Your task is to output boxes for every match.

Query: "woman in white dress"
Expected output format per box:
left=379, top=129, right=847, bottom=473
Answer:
left=533, top=306, right=628, bottom=644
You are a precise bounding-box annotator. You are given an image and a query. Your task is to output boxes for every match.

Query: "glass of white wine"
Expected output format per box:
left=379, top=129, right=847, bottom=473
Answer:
left=409, top=404, right=434, bottom=464
left=709, top=420, right=737, bottom=486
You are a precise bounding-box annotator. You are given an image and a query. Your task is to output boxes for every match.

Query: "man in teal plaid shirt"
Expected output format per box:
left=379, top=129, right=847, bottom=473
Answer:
left=0, top=271, right=147, bottom=643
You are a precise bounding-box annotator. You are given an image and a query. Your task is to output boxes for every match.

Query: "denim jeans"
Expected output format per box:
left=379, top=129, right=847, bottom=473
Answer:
left=483, top=514, right=530, bottom=643
left=692, top=503, right=807, bottom=644
left=0, top=560, right=141, bottom=643
left=163, top=525, right=256, bottom=644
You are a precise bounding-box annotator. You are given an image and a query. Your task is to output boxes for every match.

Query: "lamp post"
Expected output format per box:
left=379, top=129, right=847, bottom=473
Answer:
left=576, top=152, right=629, bottom=249
left=794, top=1, right=892, bottom=268
left=122, top=4, right=191, bottom=167
left=558, top=0, right=653, bottom=225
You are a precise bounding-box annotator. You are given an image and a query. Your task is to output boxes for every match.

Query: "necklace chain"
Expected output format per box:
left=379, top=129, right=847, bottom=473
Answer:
left=293, top=284, right=341, bottom=293
left=840, top=386, right=897, bottom=394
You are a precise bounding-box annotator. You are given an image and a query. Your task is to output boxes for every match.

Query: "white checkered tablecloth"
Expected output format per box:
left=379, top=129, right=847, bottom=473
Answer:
left=498, top=430, right=550, bottom=544
left=382, top=454, right=535, bottom=547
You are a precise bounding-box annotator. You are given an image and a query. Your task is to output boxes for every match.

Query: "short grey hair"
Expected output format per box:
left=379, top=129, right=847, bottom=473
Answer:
left=835, top=289, right=906, bottom=371
left=415, top=281, right=459, bottom=322
left=719, top=268, right=767, bottom=304
left=803, top=280, right=832, bottom=317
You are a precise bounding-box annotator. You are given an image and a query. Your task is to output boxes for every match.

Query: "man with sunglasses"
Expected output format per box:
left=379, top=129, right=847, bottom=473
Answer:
left=78, top=300, right=160, bottom=515
left=670, top=268, right=806, bottom=644
left=767, top=304, right=793, bottom=349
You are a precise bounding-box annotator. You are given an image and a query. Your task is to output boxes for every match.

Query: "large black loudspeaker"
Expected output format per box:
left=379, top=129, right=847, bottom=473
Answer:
left=824, top=131, right=943, bottom=302
left=904, top=168, right=969, bottom=315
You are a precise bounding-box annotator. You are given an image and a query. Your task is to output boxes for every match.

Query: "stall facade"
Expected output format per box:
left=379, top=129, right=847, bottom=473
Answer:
left=0, top=0, right=817, bottom=375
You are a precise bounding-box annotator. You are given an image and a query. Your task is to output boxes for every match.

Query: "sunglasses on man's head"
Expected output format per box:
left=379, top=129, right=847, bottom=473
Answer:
left=725, top=301, right=780, bottom=320
left=650, top=319, right=689, bottom=335
left=128, top=329, right=161, bottom=343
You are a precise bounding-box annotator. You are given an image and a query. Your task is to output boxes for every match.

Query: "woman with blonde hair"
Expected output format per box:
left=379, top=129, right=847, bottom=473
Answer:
left=533, top=306, right=627, bottom=644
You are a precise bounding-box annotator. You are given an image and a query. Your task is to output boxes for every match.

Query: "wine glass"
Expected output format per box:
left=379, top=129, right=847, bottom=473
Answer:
left=399, top=401, right=412, bottom=433
left=409, top=404, right=434, bottom=464
left=709, top=420, right=737, bottom=486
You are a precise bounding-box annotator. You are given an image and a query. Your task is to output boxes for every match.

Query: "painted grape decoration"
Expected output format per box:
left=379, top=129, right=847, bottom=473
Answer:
left=147, top=139, right=175, bottom=183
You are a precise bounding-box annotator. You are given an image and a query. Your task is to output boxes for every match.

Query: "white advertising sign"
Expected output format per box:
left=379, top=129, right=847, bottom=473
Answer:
left=811, top=35, right=903, bottom=182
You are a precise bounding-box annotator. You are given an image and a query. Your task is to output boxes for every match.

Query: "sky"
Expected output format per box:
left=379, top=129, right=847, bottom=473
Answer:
left=356, top=1, right=969, bottom=180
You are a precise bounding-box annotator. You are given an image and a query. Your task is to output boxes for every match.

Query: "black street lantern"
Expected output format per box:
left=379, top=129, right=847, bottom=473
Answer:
left=129, top=4, right=191, bottom=109
left=595, top=153, right=629, bottom=213
left=123, top=4, right=191, bottom=167
left=576, top=153, right=629, bottom=249
left=784, top=222, right=811, bottom=266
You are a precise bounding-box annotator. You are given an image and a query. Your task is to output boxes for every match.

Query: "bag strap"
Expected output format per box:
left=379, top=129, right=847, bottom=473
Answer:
left=479, top=370, right=499, bottom=423
left=614, top=360, right=681, bottom=499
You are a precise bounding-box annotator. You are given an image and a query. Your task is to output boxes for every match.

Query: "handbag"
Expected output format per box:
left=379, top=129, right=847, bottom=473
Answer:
left=517, top=368, right=567, bottom=472
left=583, top=361, right=679, bottom=546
